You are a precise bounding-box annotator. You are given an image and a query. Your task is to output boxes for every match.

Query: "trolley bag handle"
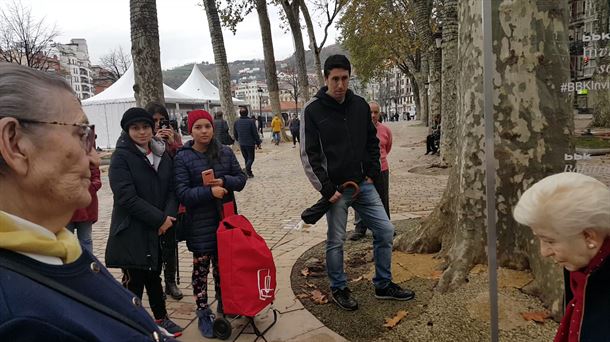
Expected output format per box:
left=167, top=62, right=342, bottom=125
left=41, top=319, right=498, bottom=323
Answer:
left=222, top=201, right=235, bottom=219
left=216, top=191, right=237, bottom=219
left=221, top=218, right=253, bottom=236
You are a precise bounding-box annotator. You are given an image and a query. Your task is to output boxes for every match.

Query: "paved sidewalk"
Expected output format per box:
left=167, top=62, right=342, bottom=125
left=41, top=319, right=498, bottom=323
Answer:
left=91, top=120, right=448, bottom=341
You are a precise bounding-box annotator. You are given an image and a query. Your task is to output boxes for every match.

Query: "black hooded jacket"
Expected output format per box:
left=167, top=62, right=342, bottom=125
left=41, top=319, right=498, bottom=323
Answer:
left=300, top=86, right=380, bottom=199
left=105, top=133, right=177, bottom=271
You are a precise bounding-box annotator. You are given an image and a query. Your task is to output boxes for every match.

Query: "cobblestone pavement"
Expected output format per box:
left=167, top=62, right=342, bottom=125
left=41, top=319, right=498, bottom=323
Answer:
left=91, top=120, right=449, bottom=341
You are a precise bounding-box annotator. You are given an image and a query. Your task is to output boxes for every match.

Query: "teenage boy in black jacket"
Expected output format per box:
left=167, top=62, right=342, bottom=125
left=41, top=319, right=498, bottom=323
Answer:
left=300, top=55, right=415, bottom=311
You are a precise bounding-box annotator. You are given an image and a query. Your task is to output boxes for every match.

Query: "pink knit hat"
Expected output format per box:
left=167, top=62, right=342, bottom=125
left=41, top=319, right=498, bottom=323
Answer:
left=187, top=110, right=214, bottom=133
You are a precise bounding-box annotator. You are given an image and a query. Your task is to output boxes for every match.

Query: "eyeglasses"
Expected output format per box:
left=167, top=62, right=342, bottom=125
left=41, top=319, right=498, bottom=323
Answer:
left=3, top=117, right=96, bottom=153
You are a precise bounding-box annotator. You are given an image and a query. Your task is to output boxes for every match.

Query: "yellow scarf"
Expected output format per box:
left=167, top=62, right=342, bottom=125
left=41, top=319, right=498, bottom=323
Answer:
left=0, top=211, right=82, bottom=263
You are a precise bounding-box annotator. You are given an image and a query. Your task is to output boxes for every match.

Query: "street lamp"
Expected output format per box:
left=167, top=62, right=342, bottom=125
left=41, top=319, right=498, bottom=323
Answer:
left=257, top=86, right=263, bottom=118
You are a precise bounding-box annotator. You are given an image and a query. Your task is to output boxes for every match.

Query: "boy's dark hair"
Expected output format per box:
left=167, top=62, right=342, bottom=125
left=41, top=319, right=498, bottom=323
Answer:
left=323, top=54, right=351, bottom=78
left=145, top=102, right=169, bottom=120
left=214, top=111, right=223, bottom=119
left=239, top=106, right=249, bottom=116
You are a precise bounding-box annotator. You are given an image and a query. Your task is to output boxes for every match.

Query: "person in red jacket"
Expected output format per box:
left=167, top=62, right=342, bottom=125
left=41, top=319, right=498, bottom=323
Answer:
left=349, top=100, right=393, bottom=241
left=67, top=164, right=101, bottom=253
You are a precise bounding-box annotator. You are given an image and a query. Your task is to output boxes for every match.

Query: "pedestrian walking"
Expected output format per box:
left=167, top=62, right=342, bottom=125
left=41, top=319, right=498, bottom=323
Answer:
left=66, top=164, right=102, bottom=253
left=234, top=107, right=262, bottom=178
left=349, top=100, right=393, bottom=241
left=0, top=64, right=176, bottom=341
left=271, top=114, right=282, bottom=145
left=257, top=114, right=265, bottom=137
left=105, top=107, right=183, bottom=337
left=145, top=102, right=184, bottom=301
left=514, top=172, right=610, bottom=342
left=300, top=55, right=414, bottom=311
left=212, top=111, right=235, bottom=146
left=174, top=110, right=247, bottom=338
left=289, top=113, right=300, bottom=148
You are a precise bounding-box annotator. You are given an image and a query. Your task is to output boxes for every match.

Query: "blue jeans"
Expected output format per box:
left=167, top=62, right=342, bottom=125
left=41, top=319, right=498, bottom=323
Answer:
left=325, top=182, right=394, bottom=290
left=272, top=132, right=280, bottom=143
left=67, top=221, right=93, bottom=253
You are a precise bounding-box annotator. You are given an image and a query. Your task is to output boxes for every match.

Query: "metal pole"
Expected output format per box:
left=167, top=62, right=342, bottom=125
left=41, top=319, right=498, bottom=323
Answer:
left=482, top=0, right=499, bottom=341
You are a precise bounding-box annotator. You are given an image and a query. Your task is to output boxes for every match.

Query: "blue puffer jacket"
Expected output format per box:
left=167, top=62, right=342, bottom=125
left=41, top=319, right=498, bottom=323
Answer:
left=0, top=249, right=173, bottom=341
left=174, top=140, right=247, bottom=254
left=234, top=116, right=261, bottom=147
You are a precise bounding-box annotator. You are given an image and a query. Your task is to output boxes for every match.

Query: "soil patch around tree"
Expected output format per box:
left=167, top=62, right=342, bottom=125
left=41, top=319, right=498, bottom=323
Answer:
left=291, top=219, right=558, bottom=342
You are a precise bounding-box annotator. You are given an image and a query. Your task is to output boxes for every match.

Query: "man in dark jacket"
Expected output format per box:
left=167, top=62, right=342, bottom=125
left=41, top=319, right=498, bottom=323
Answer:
left=300, top=55, right=414, bottom=311
left=257, top=115, right=265, bottom=136
left=213, top=111, right=234, bottom=146
left=288, top=113, right=300, bottom=148
left=234, top=107, right=262, bottom=178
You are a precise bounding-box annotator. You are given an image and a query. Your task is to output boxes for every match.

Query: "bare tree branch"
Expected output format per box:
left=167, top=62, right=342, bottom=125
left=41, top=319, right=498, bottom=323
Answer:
left=0, top=0, right=58, bottom=69
left=99, top=46, right=132, bottom=81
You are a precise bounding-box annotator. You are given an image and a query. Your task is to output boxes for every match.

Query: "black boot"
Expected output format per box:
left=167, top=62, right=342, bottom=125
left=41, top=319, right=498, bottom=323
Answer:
left=165, top=282, right=184, bottom=300
left=349, top=223, right=367, bottom=241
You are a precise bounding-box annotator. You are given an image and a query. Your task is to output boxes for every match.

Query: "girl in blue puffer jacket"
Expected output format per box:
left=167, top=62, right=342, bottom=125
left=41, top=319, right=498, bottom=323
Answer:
left=174, top=110, right=247, bottom=338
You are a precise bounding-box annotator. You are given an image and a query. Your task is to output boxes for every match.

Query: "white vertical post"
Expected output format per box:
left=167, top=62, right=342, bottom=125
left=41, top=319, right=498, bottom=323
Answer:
left=482, top=0, right=499, bottom=341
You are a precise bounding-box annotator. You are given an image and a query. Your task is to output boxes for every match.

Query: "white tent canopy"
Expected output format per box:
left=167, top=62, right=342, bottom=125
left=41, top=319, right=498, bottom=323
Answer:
left=82, top=66, right=200, bottom=148
left=177, top=64, right=246, bottom=105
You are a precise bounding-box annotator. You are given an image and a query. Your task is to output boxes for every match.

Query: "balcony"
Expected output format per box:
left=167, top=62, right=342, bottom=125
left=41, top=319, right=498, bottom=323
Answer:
left=79, top=68, right=89, bottom=77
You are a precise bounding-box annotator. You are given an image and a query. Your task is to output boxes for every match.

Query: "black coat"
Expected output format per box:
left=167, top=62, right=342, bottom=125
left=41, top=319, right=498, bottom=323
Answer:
left=213, top=118, right=233, bottom=145
left=564, top=256, right=610, bottom=341
left=301, top=87, right=380, bottom=199
left=105, top=133, right=178, bottom=271
left=174, top=140, right=247, bottom=254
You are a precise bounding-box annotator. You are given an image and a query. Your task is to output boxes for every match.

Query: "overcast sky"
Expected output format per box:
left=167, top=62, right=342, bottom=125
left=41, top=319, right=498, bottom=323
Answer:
left=19, top=0, right=340, bottom=69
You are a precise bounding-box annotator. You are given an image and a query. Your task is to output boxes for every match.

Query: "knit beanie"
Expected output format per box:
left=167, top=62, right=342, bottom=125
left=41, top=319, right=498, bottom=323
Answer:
left=188, top=110, right=214, bottom=133
left=120, top=107, right=155, bottom=131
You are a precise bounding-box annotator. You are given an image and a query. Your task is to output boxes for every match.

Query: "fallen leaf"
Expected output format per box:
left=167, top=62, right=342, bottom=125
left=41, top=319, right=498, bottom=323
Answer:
left=430, top=270, right=443, bottom=279
left=383, top=310, right=408, bottom=329
left=310, top=290, right=328, bottom=305
left=351, top=276, right=364, bottom=283
left=296, top=293, right=309, bottom=299
left=520, top=311, right=550, bottom=323
left=301, top=267, right=310, bottom=277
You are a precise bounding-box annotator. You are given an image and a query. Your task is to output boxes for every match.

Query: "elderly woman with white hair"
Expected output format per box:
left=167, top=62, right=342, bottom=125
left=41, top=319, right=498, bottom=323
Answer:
left=0, top=63, right=175, bottom=341
left=513, top=172, right=610, bottom=342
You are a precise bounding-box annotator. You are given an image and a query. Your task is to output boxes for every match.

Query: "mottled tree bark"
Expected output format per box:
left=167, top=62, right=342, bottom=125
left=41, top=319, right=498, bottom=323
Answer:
left=396, top=0, right=571, bottom=318
left=130, top=0, right=164, bottom=107
left=279, top=0, right=310, bottom=101
left=202, top=0, right=236, bottom=129
left=591, top=0, right=610, bottom=127
left=413, top=0, right=440, bottom=126
left=440, top=0, right=458, bottom=166
left=299, top=2, right=324, bottom=87
left=255, top=0, right=281, bottom=120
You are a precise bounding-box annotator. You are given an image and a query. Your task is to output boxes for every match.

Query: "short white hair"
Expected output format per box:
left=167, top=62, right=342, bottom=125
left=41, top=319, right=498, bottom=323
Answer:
left=513, top=172, right=610, bottom=237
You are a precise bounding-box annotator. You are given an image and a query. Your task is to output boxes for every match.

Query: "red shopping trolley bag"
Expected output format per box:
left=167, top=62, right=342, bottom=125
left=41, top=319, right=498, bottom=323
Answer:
left=217, top=201, right=276, bottom=317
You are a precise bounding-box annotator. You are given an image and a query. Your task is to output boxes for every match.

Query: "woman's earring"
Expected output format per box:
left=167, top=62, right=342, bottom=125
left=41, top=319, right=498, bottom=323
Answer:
left=588, top=243, right=596, bottom=249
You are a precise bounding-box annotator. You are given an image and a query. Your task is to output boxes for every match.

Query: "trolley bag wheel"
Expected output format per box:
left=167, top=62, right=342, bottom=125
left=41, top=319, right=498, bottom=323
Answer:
left=213, top=317, right=232, bottom=340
